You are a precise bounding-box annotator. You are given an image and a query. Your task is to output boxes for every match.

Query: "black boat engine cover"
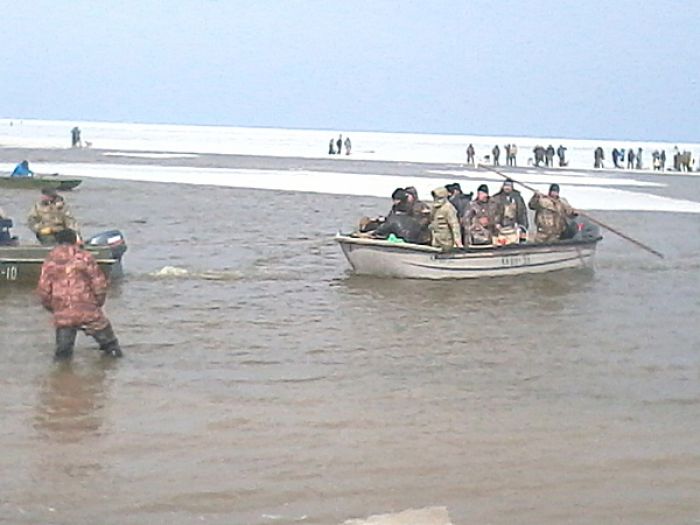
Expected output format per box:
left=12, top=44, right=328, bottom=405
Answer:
left=569, top=217, right=601, bottom=242
left=86, top=230, right=127, bottom=260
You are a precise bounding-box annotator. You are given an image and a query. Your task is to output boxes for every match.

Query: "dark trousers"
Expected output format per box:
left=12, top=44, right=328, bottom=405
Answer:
left=55, top=324, right=122, bottom=359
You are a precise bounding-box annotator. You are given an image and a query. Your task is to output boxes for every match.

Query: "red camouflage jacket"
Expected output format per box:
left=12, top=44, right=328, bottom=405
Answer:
left=37, top=245, right=109, bottom=331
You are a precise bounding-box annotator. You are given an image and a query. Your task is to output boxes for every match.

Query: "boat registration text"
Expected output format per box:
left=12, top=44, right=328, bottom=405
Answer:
left=1, top=264, right=19, bottom=280
left=501, top=254, right=531, bottom=267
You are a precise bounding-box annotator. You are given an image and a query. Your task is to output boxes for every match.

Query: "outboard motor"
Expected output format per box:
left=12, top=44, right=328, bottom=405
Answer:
left=569, top=217, right=601, bottom=242
left=86, top=230, right=127, bottom=260
left=0, top=218, right=19, bottom=246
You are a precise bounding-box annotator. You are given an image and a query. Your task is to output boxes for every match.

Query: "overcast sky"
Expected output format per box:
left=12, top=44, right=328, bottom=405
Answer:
left=2, top=0, right=698, bottom=141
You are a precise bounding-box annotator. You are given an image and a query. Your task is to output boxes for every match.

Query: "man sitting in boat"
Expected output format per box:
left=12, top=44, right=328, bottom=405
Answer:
left=492, top=179, right=529, bottom=243
left=404, top=186, right=432, bottom=244
left=11, top=160, right=35, bottom=177
left=357, top=187, right=407, bottom=233
left=27, top=188, right=80, bottom=245
left=430, top=187, right=463, bottom=250
left=528, top=183, right=576, bottom=243
left=463, top=184, right=503, bottom=245
left=355, top=190, right=427, bottom=244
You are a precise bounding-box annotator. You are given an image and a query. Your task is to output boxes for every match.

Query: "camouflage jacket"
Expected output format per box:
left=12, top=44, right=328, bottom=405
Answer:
left=528, top=193, right=575, bottom=241
left=463, top=198, right=503, bottom=231
left=430, top=195, right=461, bottom=249
left=37, top=245, right=109, bottom=333
left=27, top=200, right=78, bottom=234
left=492, top=189, right=529, bottom=228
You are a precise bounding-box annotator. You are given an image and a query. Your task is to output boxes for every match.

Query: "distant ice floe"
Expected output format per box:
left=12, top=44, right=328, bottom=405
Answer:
left=103, top=152, right=200, bottom=159
left=343, top=506, right=453, bottom=525
left=15, top=161, right=700, bottom=214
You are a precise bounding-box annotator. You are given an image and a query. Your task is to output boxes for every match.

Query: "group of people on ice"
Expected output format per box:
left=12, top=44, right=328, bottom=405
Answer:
left=355, top=179, right=577, bottom=249
left=328, top=134, right=352, bottom=155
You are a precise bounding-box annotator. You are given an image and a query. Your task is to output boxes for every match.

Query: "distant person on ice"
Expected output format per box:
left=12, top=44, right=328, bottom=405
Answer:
left=71, top=126, right=82, bottom=148
left=328, top=138, right=335, bottom=155
left=336, top=135, right=343, bottom=155
left=492, top=144, right=500, bottom=166
left=466, top=144, right=475, bottom=166
left=594, top=147, right=605, bottom=168
left=344, top=136, right=352, bottom=155
left=557, top=145, right=568, bottom=167
left=11, top=160, right=34, bottom=177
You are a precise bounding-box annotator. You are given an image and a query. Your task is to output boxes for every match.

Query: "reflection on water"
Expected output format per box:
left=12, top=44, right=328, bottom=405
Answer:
left=33, top=361, right=112, bottom=444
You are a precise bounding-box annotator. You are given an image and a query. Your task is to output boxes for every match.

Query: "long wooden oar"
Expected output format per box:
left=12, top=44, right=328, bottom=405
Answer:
left=477, top=164, right=665, bottom=259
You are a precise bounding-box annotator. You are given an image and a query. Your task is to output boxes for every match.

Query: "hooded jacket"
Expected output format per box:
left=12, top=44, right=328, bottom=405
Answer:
left=430, top=187, right=462, bottom=249
left=37, top=244, right=109, bottom=333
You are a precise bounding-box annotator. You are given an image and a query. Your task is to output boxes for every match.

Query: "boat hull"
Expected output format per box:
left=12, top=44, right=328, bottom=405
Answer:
left=0, top=176, right=82, bottom=191
left=336, top=235, right=599, bottom=279
left=0, top=245, right=119, bottom=285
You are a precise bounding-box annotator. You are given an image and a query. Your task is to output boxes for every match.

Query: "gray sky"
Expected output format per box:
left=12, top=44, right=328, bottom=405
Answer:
left=2, top=0, right=698, bottom=141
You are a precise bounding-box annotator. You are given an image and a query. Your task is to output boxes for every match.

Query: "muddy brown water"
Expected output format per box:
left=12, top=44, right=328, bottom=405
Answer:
left=1, top=154, right=699, bottom=524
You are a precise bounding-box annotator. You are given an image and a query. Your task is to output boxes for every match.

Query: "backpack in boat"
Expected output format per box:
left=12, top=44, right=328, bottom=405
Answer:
left=469, top=225, right=492, bottom=246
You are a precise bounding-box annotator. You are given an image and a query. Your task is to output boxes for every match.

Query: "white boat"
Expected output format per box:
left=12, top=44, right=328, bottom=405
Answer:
left=335, top=233, right=601, bottom=279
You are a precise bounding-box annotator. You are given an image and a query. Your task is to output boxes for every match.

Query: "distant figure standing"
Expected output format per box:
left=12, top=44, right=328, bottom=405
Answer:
left=504, top=144, right=511, bottom=166
left=328, top=138, right=335, bottom=155
left=71, top=126, right=82, bottom=148
left=492, top=145, right=500, bottom=166
left=533, top=145, right=545, bottom=167
left=660, top=149, right=666, bottom=170
left=612, top=148, right=621, bottom=168
left=557, top=145, right=567, bottom=167
left=466, top=144, right=475, bottom=166
left=627, top=148, right=635, bottom=169
left=336, top=135, right=343, bottom=155
left=37, top=228, right=122, bottom=360
left=509, top=144, right=518, bottom=166
left=545, top=145, right=555, bottom=167
left=652, top=150, right=660, bottom=170
left=594, top=147, right=605, bottom=168
left=636, top=148, right=643, bottom=169
left=344, top=136, right=352, bottom=155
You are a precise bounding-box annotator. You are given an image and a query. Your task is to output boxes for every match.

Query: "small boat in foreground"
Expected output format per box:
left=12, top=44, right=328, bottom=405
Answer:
left=336, top=226, right=602, bottom=280
left=0, top=174, right=82, bottom=191
left=0, top=220, right=127, bottom=284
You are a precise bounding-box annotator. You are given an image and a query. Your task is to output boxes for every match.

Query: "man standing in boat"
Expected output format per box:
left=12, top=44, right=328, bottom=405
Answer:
left=37, top=229, right=122, bottom=360
left=429, top=187, right=463, bottom=250
left=528, top=183, right=576, bottom=243
left=27, top=188, right=79, bottom=245
left=463, top=184, right=503, bottom=245
left=492, top=179, right=528, bottom=233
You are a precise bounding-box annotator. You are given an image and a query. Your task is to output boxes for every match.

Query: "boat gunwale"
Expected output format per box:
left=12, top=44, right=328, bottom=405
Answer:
left=334, top=233, right=602, bottom=256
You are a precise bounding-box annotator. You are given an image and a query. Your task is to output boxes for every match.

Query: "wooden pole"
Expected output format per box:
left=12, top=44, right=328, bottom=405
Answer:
left=477, top=164, right=665, bottom=259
